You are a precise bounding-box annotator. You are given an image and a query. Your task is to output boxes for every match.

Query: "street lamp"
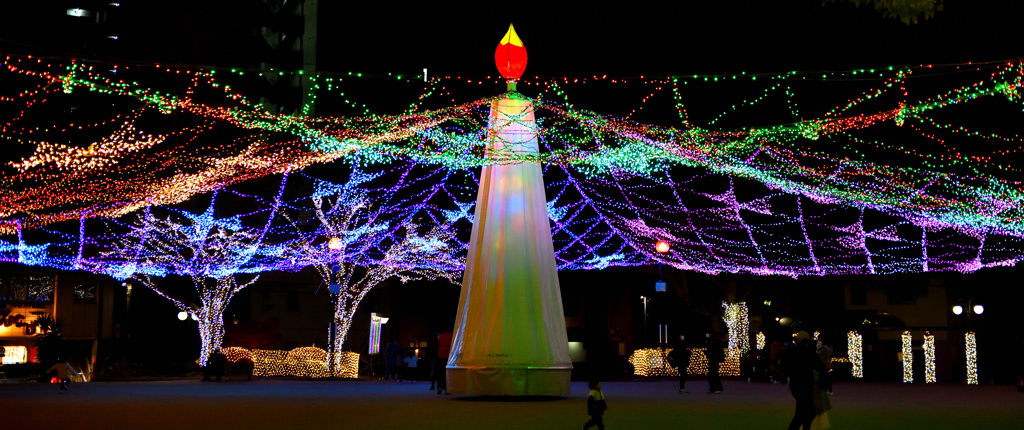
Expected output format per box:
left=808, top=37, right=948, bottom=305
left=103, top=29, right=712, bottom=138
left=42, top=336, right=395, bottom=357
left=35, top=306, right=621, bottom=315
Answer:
left=652, top=241, right=672, bottom=345
left=177, top=311, right=189, bottom=321
left=951, top=299, right=983, bottom=385
left=952, top=299, right=983, bottom=325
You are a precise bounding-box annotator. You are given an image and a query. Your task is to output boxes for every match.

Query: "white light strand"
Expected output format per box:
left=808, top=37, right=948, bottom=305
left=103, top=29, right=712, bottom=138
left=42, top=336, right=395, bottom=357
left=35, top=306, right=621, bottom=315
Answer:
left=923, top=332, right=936, bottom=383
left=722, top=302, right=749, bottom=353
left=848, top=330, right=863, bottom=378
left=965, top=331, right=978, bottom=385
left=902, top=330, right=913, bottom=383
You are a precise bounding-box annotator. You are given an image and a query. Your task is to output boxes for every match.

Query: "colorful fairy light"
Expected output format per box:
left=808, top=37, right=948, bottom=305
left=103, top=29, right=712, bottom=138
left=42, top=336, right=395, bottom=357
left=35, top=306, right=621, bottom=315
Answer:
left=923, top=332, right=936, bottom=383
left=88, top=181, right=287, bottom=366
left=848, top=330, right=863, bottom=378
left=756, top=331, right=766, bottom=350
left=965, top=331, right=978, bottom=385
left=902, top=330, right=913, bottom=383
left=368, top=313, right=383, bottom=355
left=2, top=52, right=1024, bottom=282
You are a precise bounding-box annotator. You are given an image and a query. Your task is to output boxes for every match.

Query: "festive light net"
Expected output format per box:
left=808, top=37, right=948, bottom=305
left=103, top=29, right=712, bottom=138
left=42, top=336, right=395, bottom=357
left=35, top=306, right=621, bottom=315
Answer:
left=2, top=54, right=1023, bottom=277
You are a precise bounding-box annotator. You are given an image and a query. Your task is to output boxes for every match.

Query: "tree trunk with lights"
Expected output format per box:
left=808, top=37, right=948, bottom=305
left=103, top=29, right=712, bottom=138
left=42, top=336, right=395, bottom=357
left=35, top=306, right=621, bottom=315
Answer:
left=329, top=288, right=369, bottom=374
left=193, top=277, right=234, bottom=367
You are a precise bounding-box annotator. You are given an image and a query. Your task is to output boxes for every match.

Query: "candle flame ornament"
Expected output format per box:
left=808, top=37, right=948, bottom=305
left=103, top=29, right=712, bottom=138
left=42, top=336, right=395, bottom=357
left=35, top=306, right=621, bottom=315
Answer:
left=495, top=24, right=527, bottom=83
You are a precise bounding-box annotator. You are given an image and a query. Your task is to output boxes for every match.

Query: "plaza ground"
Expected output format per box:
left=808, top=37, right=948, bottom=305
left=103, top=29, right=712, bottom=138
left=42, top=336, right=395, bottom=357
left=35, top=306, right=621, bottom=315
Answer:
left=1, top=378, right=1020, bottom=429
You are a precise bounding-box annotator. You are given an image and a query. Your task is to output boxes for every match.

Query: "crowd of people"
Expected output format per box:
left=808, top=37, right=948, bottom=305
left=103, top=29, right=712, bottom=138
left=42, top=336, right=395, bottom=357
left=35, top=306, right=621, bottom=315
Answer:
left=380, top=331, right=452, bottom=395
left=661, top=331, right=835, bottom=430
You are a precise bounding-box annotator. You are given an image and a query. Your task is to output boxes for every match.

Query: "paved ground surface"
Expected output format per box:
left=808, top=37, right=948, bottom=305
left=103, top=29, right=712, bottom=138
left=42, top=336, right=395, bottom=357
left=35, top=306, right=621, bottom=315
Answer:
left=1, top=378, right=1020, bottom=429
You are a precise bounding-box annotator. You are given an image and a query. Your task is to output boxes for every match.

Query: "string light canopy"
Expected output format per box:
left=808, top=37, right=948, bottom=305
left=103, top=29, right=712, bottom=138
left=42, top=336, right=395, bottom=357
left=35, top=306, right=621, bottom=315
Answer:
left=2, top=52, right=1024, bottom=279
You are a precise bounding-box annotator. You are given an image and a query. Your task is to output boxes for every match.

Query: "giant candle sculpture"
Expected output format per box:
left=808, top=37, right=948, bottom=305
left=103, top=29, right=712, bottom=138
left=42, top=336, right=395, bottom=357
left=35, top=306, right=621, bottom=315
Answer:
left=447, top=24, right=572, bottom=396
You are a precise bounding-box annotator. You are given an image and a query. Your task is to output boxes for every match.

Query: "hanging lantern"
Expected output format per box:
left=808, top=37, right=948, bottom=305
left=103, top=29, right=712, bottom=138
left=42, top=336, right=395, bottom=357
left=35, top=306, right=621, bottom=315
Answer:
left=495, top=24, right=527, bottom=82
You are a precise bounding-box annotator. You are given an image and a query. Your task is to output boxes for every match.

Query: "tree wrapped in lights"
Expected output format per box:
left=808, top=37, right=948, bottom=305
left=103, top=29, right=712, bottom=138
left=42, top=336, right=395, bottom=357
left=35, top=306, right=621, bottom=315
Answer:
left=848, top=330, right=864, bottom=378
left=91, top=185, right=284, bottom=366
left=901, top=330, right=913, bottom=383
left=923, top=332, right=936, bottom=383
left=279, top=175, right=462, bottom=374
left=722, top=302, right=750, bottom=353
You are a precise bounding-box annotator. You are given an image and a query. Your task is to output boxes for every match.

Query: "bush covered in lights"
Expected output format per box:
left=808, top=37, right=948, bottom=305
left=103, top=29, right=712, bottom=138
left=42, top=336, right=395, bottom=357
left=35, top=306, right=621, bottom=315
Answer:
left=628, top=348, right=740, bottom=377
left=221, top=346, right=359, bottom=379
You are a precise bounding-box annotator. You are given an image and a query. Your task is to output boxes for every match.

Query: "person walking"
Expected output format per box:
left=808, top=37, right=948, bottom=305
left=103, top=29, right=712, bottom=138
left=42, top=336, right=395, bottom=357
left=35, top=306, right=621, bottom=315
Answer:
left=47, top=359, right=70, bottom=393
left=436, top=331, right=452, bottom=394
left=384, top=340, right=401, bottom=381
left=403, top=350, right=419, bottom=382
left=209, top=348, right=227, bottom=382
left=705, top=333, right=724, bottom=393
left=583, top=380, right=608, bottom=430
left=427, top=341, right=439, bottom=391
left=816, top=336, right=833, bottom=395
left=667, top=336, right=691, bottom=393
left=780, top=331, right=825, bottom=430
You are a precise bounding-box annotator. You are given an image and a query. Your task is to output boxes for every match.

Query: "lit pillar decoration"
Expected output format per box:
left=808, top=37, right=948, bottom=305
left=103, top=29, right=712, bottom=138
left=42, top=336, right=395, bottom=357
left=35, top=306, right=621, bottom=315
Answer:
left=722, top=302, right=749, bottom=353
left=756, top=331, right=766, bottom=350
left=720, top=302, right=748, bottom=377
left=923, top=332, right=936, bottom=383
left=848, top=330, right=863, bottom=378
left=369, top=313, right=383, bottom=355
left=901, top=330, right=913, bottom=383
left=965, top=331, right=978, bottom=385
left=448, top=25, right=572, bottom=396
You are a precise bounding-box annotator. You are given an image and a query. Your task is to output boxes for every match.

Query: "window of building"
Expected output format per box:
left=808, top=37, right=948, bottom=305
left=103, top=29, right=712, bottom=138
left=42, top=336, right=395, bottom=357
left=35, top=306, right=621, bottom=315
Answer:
left=1, top=346, right=29, bottom=364
left=74, top=282, right=97, bottom=303
left=0, top=274, right=55, bottom=303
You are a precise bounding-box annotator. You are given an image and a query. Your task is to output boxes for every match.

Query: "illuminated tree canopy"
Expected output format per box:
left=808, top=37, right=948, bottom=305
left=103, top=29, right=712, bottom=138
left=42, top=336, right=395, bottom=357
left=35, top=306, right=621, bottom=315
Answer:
left=1, top=54, right=1023, bottom=278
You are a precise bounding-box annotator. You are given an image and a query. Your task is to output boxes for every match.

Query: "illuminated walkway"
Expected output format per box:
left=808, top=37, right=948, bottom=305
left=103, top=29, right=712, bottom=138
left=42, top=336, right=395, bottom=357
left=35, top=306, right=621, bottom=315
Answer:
left=2, top=378, right=1019, bottom=429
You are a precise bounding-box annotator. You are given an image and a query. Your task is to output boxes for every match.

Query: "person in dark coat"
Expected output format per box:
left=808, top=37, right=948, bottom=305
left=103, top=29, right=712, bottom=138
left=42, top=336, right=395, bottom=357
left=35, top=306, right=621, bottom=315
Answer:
left=209, top=348, right=227, bottom=382
left=384, top=340, right=401, bottom=381
left=583, top=380, right=608, bottom=430
left=436, top=331, right=452, bottom=394
left=705, top=333, right=725, bottom=393
left=667, top=335, right=692, bottom=393
left=780, top=331, right=825, bottom=430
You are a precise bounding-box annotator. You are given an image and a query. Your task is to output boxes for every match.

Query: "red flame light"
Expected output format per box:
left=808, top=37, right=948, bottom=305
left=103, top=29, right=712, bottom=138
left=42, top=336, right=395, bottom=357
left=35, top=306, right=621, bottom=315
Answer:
left=495, top=24, right=527, bottom=82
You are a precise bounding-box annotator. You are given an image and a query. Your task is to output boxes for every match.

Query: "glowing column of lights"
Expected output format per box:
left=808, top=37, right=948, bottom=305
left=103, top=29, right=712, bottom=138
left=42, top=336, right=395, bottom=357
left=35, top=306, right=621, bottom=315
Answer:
left=965, top=331, right=978, bottom=385
left=901, top=331, right=913, bottom=383
left=722, top=302, right=749, bottom=353
left=756, top=332, right=766, bottom=350
left=923, top=332, right=936, bottom=383
left=721, top=302, right=748, bottom=378
left=848, top=330, right=863, bottom=378
left=369, top=313, right=383, bottom=355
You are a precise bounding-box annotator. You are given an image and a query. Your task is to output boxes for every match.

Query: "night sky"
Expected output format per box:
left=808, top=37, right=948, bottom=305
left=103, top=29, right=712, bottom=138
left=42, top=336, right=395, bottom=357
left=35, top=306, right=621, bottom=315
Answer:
left=2, top=1, right=1022, bottom=76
